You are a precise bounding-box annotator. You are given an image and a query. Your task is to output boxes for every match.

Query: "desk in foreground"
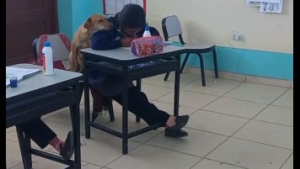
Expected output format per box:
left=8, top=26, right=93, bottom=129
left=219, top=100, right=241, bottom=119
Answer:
left=6, top=64, right=83, bottom=169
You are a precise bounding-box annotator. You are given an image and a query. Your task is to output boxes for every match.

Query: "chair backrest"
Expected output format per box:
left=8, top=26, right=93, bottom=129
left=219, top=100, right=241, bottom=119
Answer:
left=32, top=33, right=71, bottom=70
left=162, top=15, right=185, bottom=44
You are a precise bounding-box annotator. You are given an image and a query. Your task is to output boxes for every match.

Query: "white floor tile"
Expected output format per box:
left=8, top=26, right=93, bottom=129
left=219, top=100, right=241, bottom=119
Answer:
left=143, top=72, right=199, bottom=88
left=224, top=83, right=288, bottom=104
left=152, top=101, right=198, bottom=115
left=254, top=105, right=293, bottom=126
left=107, top=145, right=200, bottom=169
left=187, top=110, right=249, bottom=136
left=207, top=138, right=292, bottom=169
left=203, top=97, right=267, bottom=118
left=6, top=140, right=23, bottom=168
left=191, top=159, right=246, bottom=169
left=272, top=89, right=293, bottom=108
left=281, top=154, right=293, bottom=169
left=182, top=77, right=243, bottom=96
left=9, top=157, right=102, bottom=169
left=233, top=120, right=293, bottom=149
left=147, top=128, right=227, bottom=157
left=141, top=84, right=173, bottom=100
left=157, top=90, right=218, bottom=109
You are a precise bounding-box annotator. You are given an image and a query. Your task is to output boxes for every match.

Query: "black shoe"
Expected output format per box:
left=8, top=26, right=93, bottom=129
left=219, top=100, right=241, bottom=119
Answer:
left=165, top=129, right=188, bottom=138
left=60, top=131, right=74, bottom=160
left=167, top=115, right=190, bottom=130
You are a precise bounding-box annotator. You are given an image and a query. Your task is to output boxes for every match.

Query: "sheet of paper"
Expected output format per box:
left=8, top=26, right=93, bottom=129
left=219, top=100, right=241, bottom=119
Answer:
left=6, top=67, right=41, bottom=81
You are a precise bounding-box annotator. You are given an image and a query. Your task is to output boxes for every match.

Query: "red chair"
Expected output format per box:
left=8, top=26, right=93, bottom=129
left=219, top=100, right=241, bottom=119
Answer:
left=31, top=33, right=115, bottom=122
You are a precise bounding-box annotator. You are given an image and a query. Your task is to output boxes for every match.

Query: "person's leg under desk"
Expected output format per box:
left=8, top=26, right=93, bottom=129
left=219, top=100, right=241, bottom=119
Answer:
left=17, top=118, right=57, bottom=149
left=112, top=87, right=169, bottom=126
left=111, top=87, right=189, bottom=137
left=16, top=118, right=74, bottom=160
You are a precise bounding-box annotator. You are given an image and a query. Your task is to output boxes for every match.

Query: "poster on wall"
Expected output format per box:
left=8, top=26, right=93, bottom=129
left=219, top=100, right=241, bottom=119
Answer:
left=246, top=0, right=283, bottom=13
left=103, top=0, right=146, bottom=15
left=259, top=0, right=283, bottom=13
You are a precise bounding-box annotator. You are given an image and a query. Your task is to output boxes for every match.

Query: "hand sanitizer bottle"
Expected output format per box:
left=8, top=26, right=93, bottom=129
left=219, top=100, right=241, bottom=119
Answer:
left=142, top=23, right=151, bottom=37
left=42, top=41, right=54, bottom=75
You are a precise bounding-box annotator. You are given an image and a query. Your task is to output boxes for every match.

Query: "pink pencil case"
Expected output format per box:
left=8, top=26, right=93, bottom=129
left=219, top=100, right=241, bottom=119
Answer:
left=131, top=36, right=164, bottom=57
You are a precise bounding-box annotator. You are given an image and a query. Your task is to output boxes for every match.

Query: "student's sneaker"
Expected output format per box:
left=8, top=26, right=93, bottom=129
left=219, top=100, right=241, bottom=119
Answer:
left=60, top=131, right=74, bottom=160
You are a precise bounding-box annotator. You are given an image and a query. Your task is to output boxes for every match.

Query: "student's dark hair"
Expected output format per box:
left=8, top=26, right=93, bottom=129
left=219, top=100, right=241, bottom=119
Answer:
left=118, top=4, right=146, bottom=28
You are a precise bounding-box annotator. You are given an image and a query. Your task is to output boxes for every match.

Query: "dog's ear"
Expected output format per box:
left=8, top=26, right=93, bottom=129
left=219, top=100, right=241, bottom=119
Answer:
left=83, top=17, right=92, bottom=29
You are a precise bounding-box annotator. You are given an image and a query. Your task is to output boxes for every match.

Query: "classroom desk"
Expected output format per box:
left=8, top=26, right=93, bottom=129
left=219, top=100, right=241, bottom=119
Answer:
left=6, top=64, right=82, bottom=169
left=81, top=45, right=185, bottom=155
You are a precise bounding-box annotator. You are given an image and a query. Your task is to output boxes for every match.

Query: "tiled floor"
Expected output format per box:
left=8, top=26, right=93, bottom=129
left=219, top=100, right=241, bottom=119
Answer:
left=6, top=72, right=293, bottom=169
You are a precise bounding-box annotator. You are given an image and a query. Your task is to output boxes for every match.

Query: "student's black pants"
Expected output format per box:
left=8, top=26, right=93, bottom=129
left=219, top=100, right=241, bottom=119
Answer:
left=16, top=118, right=57, bottom=149
left=112, top=86, right=170, bottom=126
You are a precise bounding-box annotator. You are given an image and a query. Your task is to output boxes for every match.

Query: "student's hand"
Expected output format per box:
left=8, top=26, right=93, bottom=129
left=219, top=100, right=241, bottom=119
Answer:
left=121, top=37, right=134, bottom=47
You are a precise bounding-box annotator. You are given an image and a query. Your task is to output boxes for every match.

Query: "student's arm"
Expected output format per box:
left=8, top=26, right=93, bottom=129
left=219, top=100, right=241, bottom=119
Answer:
left=91, top=30, right=122, bottom=50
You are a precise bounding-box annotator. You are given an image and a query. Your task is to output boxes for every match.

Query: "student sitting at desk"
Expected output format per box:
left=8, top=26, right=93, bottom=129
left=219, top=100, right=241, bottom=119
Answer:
left=90, top=4, right=190, bottom=138
left=17, top=118, right=74, bottom=160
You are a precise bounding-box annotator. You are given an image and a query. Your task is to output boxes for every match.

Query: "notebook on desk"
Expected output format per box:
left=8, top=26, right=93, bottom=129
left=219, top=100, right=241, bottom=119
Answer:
left=6, top=67, right=41, bottom=87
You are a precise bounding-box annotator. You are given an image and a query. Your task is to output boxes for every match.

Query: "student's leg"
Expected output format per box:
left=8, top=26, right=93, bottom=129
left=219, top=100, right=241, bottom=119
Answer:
left=17, top=118, right=57, bottom=149
left=17, top=118, right=74, bottom=160
left=111, top=86, right=189, bottom=133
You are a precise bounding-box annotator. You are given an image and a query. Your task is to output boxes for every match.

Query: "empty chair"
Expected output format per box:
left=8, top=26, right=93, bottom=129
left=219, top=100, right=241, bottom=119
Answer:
left=162, top=15, right=218, bottom=86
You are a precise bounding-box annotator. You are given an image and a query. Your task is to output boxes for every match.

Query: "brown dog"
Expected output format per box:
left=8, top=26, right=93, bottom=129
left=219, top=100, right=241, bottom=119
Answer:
left=69, top=14, right=113, bottom=72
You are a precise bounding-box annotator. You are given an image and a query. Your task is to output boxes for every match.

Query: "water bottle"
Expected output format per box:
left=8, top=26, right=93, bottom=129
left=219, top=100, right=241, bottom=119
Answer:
left=42, top=41, right=54, bottom=75
left=142, top=23, right=151, bottom=37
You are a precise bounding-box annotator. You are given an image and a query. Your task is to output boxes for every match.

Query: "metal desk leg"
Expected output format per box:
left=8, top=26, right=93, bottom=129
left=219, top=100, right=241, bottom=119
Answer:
left=122, top=67, right=129, bottom=155
left=198, top=53, right=206, bottom=87
left=16, top=127, right=32, bottom=169
left=174, top=55, right=181, bottom=116
left=135, top=79, right=141, bottom=123
left=83, top=65, right=91, bottom=139
left=71, top=83, right=82, bottom=168
left=69, top=103, right=81, bottom=169
left=213, top=49, right=219, bottom=78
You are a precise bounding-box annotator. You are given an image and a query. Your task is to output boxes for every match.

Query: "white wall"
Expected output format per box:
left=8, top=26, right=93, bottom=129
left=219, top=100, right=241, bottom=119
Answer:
left=146, top=0, right=293, bottom=54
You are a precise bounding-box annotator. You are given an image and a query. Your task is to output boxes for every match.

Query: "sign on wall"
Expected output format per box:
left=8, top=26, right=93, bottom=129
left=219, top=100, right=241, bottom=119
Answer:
left=103, top=0, right=146, bottom=15
left=246, top=0, right=284, bottom=13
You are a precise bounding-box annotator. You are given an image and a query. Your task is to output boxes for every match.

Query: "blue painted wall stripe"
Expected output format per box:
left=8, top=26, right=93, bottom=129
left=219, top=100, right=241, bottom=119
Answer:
left=172, top=42, right=293, bottom=80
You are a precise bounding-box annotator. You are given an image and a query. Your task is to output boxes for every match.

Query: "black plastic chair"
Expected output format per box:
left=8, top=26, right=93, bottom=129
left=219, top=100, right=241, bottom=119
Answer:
left=162, top=15, right=219, bottom=86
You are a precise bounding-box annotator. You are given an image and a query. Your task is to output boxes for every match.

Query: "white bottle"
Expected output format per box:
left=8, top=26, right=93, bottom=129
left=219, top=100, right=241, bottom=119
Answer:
left=42, top=41, right=54, bottom=75
left=143, top=23, right=151, bottom=37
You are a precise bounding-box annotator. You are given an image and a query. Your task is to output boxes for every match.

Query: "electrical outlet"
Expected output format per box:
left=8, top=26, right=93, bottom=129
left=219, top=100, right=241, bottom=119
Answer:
left=232, top=33, right=243, bottom=41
